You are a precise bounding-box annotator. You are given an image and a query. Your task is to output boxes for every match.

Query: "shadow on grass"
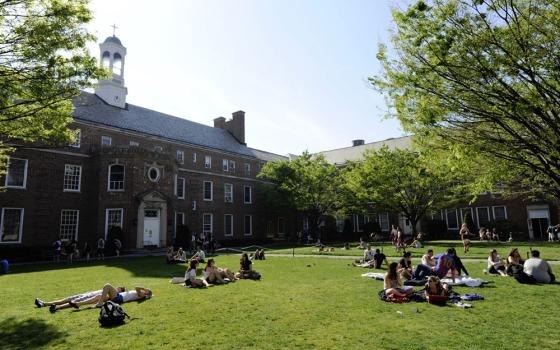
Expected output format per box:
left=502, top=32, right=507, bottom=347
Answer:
left=0, top=317, right=67, bottom=350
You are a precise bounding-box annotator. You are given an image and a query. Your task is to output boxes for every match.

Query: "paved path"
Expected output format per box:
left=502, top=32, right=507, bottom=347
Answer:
left=267, top=253, right=560, bottom=265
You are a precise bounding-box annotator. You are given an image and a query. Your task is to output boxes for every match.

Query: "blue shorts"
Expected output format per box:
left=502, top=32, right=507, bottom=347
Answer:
left=112, top=293, right=124, bottom=304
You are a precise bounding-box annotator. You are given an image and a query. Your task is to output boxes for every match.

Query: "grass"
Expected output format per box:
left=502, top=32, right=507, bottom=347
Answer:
left=1, top=255, right=559, bottom=349
left=266, top=240, right=560, bottom=260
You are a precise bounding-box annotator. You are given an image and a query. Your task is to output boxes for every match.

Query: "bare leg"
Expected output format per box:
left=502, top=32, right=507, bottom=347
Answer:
left=96, top=284, right=119, bottom=307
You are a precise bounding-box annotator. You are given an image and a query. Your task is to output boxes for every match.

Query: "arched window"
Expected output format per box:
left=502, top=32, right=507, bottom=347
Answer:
left=113, top=53, right=122, bottom=75
left=101, top=51, right=111, bottom=68
left=108, top=164, right=125, bottom=191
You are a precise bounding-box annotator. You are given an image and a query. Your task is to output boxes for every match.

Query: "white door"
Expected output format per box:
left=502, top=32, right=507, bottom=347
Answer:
left=143, top=209, right=160, bottom=246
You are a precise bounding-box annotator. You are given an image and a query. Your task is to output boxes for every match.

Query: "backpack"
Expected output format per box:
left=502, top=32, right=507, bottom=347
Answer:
left=98, top=301, right=129, bottom=327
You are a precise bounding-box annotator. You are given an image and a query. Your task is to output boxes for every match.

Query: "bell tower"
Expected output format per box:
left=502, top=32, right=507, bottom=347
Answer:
left=95, top=33, right=128, bottom=108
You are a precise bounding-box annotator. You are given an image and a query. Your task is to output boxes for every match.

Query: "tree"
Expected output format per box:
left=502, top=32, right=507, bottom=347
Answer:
left=0, top=0, right=105, bottom=168
left=257, top=152, right=343, bottom=238
left=344, top=146, right=459, bottom=235
left=372, top=0, right=560, bottom=199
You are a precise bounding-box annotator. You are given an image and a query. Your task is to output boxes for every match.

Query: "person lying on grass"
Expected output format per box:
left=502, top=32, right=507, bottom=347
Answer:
left=384, top=262, right=413, bottom=298
left=185, top=259, right=209, bottom=288
left=36, top=284, right=152, bottom=313
left=203, top=258, right=238, bottom=284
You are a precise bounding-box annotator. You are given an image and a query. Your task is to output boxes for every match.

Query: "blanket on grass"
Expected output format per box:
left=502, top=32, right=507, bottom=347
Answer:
left=361, top=273, right=489, bottom=287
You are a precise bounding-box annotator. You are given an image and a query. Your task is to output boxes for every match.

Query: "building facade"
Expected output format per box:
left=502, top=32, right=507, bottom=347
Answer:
left=0, top=36, right=292, bottom=257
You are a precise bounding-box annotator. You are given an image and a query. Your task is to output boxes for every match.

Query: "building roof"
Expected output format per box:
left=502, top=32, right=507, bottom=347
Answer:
left=72, top=92, right=285, bottom=160
left=103, top=36, right=123, bottom=45
left=317, top=136, right=412, bottom=165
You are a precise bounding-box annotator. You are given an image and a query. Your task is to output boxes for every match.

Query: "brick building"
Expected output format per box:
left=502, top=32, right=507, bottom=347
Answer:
left=0, top=36, right=293, bottom=255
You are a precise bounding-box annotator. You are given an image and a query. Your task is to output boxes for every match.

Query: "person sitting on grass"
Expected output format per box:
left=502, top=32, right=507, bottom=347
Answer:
left=487, top=249, right=507, bottom=276
left=355, top=244, right=375, bottom=264
left=191, top=248, right=206, bottom=263
left=412, top=248, right=456, bottom=280
left=174, top=247, right=187, bottom=262
left=424, top=276, right=450, bottom=297
left=524, top=250, right=555, bottom=284
left=357, top=237, right=367, bottom=250
left=254, top=249, right=266, bottom=260
left=185, top=259, right=209, bottom=288
left=421, top=249, right=436, bottom=268
left=166, top=246, right=175, bottom=263
left=398, top=252, right=413, bottom=280
left=506, top=248, right=524, bottom=276
left=407, top=232, right=424, bottom=248
left=235, top=253, right=261, bottom=280
left=384, top=262, right=413, bottom=298
left=204, top=258, right=238, bottom=284
left=353, top=248, right=388, bottom=269
left=450, top=248, right=469, bottom=277
left=479, top=228, right=487, bottom=241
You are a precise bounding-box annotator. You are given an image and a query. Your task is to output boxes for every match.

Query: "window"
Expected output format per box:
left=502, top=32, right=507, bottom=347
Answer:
left=204, top=155, right=211, bottom=169
left=224, top=214, right=233, bottom=236
left=244, top=163, right=251, bottom=176
left=69, top=129, right=81, bottom=148
left=193, top=152, right=197, bottom=163
left=353, top=214, right=365, bottom=232
left=493, top=206, right=507, bottom=221
left=175, top=176, right=185, bottom=199
left=101, top=136, right=112, bottom=146
left=224, top=183, right=233, bottom=203
left=108, top=164, right=125, bottom=191
left=446, top=209, right=459, bottom=229
left=476, top=207, right=490, bottom=228
left=244, top=186, right=252, bottom=204
left=460, top=208, right=474, bottom=224
left=154, top=145, right=163, bottom=153
left=378, top=212, right=390, bottom=232
left=5, top=158, right=28, bottom=189
left=223, top=159, right=229, bottom=172
left=129, top=140, right=139, bottom=147
left=63, top=164, right=82, bottom=192
left=192, top=200, right=197, bottom=211
left=60, top=210, right=79, bottom=241
left=229, top=160, right=235, bottom=173
left=147, top=167, right=160, bottom=182
left=105, top=208, right=123, bottom=238
left=244, top=215, right=253, bottom=236
left=175, top=212, right=185, bottom=237
left=335, top=217, right=344, bottom=233
left=203, top=181, right=213, bottom=201
left=223, top=159, right=235, bottom=172
left=277, top=217, right=285, bottom=235
left=176, top=150, right=184, bottom=164
left=203, top=213, right=213, bottom=234
left=1, top=208, right=24, bottom=243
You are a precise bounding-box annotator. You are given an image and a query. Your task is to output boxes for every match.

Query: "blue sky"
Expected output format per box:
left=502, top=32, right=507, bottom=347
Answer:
left=87, top=0, right=405, bottom=155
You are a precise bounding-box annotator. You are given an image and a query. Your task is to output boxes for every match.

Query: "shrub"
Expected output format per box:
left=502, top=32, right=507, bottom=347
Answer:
left=421, top=219, right=448, bottom=239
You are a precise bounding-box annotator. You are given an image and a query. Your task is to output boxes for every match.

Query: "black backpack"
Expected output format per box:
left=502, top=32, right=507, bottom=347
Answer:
left=98, top=301, right=129, bottom=327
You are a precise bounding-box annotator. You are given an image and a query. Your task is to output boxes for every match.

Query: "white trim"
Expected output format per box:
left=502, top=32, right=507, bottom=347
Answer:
left=101, top=135, right=112, bottom=146
left=107, top=164, right=125, bottom=192
left=178, top=167, right=263, bottom=182
left=244, top=186, right=252, bottom=204
left=63, top=164, right=82, bottom=192
left=492, top=205, right=508, bottom=220
left=193, top=152, right=197, bottom=163
left=105, top=208, right=123, bottom=239
left=244, top=215, right=253, bottom=236
left=175, top=176, right=185, bottom=199
left=203, top=213, right=213, bottom=234
left=203, top=181, right=213, bottom=201
left=445, top=209, right=459, bottom=230
left=224, top=214, right=233, bottom=236
left=5, top=158, right=28, bottom=189
left=224, top=183, right=233, bottom=203
left=459, top=207, right=474, bottom=224
left=0, top=207, right=24, bottom=244
left=223, top=159, right=229, bottom=172
left=176, top=150, right=185, bottom=164
left=59, top=209, right=80, bottom=241
left=476, top=207, right=491, bottom=228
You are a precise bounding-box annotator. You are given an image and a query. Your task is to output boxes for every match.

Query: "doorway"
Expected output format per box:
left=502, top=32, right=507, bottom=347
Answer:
left=143, top=209, right=160, bottom=246
left=527, top=205, right=550, bottom=240
left=530, top=218, right=548, bottom=240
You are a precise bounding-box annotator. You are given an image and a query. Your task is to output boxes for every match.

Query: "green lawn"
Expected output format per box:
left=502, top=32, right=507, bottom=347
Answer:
left=266, top=240, right=560, bottom=260
left=1, top=256, right=559, bottom=349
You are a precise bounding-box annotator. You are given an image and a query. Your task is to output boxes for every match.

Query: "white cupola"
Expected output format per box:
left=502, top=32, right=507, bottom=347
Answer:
left=95, top=35, right=128, bottom=108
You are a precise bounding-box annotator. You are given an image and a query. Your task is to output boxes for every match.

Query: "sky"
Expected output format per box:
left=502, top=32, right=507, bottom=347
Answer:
left=86, top=0, right=406, bottom=155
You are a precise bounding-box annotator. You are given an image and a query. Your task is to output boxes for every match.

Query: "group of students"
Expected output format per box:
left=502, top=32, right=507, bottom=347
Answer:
left=353, top=244, right=389, bottom=269
left=487, top=248, right=555, bottom=283
left=184, top=253, right=262, bottom=288
left=166, top=246, right=205, bottom=264
left=52, top=237, right=122, bottom=263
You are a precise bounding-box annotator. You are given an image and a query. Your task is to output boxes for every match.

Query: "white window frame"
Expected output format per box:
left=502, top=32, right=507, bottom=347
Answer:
left=63, top=164, right=82, bottom=192
left=476, top=207, right=491, bottom=228
left=204, top=155, right=211, bottom=169
left=459, top=207, right=474, bottom=224
left=69, top=129, right=81, bottom=148
left=4, top=158, right=28, bottom=189
left=104, top=208, right=123, bottom=239
left=0, top=207, right=24, bottom=244
left=176, top=150, right=185, bottom=164
left=108, top=164, right=125, bottom=192
left=244, top=215, right=253, bottom=236
left=101, top=136, right=112, bottom=146
left=492, top=206, right=508, bottom=220
left=192, top=200, right=197, bottom=211
left=175, top=211, right=185, bottom=238
left=203, top=181, right=213, bottom=201
left=60, top=209, right=80, bottom=241
left=224, top=214, right=233, bottom=236
left=129, top=140, right=139, bottom=147
left=203, top=213, right=213, bottom=234
left=244, top=186, right=252, bottom=204
left=244, top=163, right=251, bottom=176
left=224, top=183, right=233, bottom=203
left=175, top=176, right=185, bottom=199
left=445, top=209, right=459, bottom=230
left=193, top=152, right=197, bottom=163
left=223, top=159, right=229, bottom=172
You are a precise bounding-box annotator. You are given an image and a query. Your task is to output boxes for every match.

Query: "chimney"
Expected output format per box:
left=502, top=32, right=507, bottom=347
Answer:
left=213, top=117, right=226, bottom=129
left=225, top=110, right=245, bottom=145
left=352, top=139, right=364, bottom=147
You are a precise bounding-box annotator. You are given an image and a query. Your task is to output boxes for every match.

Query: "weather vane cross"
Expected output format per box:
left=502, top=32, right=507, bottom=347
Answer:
left=111, top=23, right=118, bottom=37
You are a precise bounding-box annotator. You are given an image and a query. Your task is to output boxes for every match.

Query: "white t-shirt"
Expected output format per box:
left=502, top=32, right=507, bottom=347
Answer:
left=524, top=258, right=552, bottom=283
left=487, top=255, right=503, bottom=269
left=185, top=269, right=196, bottom=280
left=364, top=249, right=375, bottom=261
left=421, top=254, right=436, bottom=267
left=197, top=250, right=206, bottom=260
left=118, top=291, right=143, bottom=303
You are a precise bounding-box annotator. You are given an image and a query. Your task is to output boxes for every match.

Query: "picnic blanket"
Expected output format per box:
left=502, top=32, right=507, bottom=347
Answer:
left=362, top=273, right=489, bottom=288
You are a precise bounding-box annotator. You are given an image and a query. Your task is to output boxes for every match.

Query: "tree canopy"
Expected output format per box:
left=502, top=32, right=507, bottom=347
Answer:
left=372, top=0, right=560, bottom=199
left=0, top=0, right=105, bottom=166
